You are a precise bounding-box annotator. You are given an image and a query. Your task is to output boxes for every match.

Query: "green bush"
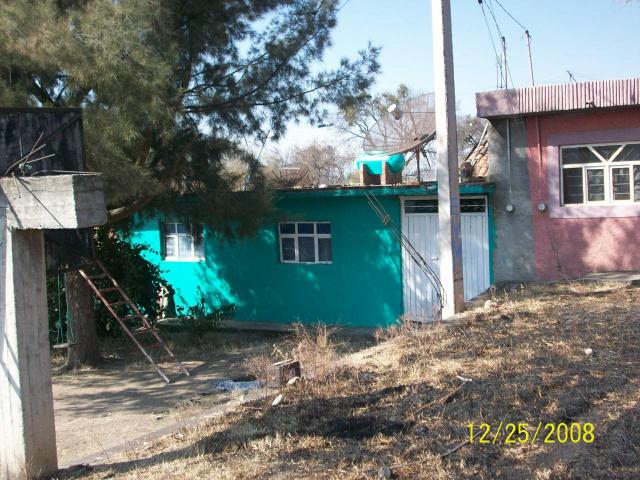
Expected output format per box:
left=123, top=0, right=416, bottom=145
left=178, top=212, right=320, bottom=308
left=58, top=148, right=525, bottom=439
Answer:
left=94, top=227, right=169, bottom=335
left=174, top=287, right=237, bottom=335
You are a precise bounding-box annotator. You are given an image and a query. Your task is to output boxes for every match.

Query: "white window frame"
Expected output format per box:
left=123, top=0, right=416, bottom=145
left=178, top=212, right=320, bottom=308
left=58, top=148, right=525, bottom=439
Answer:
left=560, top=142, right=640, bottom=206
left=585, top=166, right=607, bottom=204
left=278, top=222, right=332, bottom=264
left=162, top=222, right=205, bottom=262
left=611, top=165, right=633, bottom=202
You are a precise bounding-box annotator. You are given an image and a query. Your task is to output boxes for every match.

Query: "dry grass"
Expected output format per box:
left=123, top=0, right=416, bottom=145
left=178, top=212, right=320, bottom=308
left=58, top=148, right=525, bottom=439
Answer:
left=286, top=323, right=341, bottom=378
left=243, top=323, right=368, bottom=383
left=57, top=282, right=640, bottom=479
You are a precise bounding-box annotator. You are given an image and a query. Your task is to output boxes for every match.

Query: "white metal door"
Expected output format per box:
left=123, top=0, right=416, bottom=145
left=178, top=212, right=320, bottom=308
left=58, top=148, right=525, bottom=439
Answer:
left=401, top=197, right=490, bottom=321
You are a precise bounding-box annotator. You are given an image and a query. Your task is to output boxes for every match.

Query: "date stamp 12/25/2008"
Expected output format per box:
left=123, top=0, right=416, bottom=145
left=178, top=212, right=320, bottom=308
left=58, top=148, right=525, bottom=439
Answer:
left=468, top=422, right=595, bottom=445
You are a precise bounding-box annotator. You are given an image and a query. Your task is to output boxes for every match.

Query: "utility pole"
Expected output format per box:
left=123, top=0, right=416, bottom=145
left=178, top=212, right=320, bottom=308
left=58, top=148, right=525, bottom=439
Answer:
left=431, top=0, right=464, bottom=318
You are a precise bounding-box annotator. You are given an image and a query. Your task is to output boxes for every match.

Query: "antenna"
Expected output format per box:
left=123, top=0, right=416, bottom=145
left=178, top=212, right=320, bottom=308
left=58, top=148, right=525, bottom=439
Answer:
left=501, top=36, right=508, bottom=89
left=525, top=30, right=535, bottom=86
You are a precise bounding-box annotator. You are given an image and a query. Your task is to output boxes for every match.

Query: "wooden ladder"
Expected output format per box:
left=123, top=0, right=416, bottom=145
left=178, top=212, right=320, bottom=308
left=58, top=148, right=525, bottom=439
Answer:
left=78, top=260, right=189, bottom=384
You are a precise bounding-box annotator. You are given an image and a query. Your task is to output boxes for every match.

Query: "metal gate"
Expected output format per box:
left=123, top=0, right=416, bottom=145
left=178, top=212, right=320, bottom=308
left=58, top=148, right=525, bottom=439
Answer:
left=401, top=196, right=490, bottom=321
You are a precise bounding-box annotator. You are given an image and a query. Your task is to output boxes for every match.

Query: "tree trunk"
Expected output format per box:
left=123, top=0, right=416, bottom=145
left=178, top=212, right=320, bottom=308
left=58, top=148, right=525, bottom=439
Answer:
left=64, top=270, right=101, bottom=369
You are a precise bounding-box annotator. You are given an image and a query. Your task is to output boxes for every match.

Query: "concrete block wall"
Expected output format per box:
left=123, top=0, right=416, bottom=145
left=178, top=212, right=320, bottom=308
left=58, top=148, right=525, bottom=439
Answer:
left=486, top=118, right=536, bottom=283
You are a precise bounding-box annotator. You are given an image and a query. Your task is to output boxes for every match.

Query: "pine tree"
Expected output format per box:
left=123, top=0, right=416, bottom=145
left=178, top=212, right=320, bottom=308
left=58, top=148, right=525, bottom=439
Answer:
left=0, top=0, right=379, bottom=367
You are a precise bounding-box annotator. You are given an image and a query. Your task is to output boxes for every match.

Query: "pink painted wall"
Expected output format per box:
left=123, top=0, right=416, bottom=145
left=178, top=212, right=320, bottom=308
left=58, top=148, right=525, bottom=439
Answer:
left=526, top=109, right=640, bottom=280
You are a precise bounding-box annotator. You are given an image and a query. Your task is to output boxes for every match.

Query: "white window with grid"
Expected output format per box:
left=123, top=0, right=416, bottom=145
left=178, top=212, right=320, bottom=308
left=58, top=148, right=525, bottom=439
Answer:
left=561, top=142, right=640, bottom=206
left=278, top=222, right=332, bottom=264
left=162, top=222, right=204, bottom=261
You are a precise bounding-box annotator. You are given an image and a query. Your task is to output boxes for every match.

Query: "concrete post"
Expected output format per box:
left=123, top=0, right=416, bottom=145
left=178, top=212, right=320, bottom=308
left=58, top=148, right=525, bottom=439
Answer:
left=0, top=226, right=58, bottom=479
left=0, top=174, right=107, bottom=480
left=431, top=0, right=465, bottom=317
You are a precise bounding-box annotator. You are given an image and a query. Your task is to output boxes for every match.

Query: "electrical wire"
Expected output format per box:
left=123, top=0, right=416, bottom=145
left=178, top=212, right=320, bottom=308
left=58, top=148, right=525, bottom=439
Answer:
left=484, top=0, right=504, bottom=39
left=336, top=0, right=352, bottom=12
left=492, top=0, right=528, bottom=31
left=478, top=1, right=502, bottom=89
left=490, top=0, right=536, bottom=86
left=479, top=0, right=538, bottom=89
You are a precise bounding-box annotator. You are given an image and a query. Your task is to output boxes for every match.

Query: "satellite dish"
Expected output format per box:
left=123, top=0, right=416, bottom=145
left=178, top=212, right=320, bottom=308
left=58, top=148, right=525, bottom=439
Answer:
left=363, top=93, right=436, bottom=156
left=270, top=163, right=309, bottom=188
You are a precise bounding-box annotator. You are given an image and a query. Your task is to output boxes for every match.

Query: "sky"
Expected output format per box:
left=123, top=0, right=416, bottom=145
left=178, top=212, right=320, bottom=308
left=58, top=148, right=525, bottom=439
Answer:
left=273, top=0, right=640, bottom=153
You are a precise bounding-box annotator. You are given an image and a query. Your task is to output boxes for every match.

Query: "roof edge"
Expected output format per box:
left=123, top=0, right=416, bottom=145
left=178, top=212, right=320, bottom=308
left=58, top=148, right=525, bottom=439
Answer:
left=476, top=77, right=640, bottom=118
left=276, top=182, right=495, bottom=199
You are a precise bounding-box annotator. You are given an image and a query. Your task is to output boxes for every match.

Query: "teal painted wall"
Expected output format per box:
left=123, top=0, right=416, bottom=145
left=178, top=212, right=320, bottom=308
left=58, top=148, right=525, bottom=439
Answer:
left=487, top=200, right=496, bottom=284
left=131, top=195, right=404, bottom=328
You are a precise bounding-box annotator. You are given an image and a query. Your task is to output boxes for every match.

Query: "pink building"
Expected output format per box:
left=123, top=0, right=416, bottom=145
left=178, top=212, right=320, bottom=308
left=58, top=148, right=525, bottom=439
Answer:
left=476, top=78, right=640, bottom=281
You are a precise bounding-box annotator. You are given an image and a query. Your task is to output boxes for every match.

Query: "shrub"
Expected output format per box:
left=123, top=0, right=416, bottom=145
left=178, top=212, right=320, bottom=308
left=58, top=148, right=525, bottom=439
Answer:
left=94, top=227, right=170, bottom=335
left=174, top=287, right=237, bottom=335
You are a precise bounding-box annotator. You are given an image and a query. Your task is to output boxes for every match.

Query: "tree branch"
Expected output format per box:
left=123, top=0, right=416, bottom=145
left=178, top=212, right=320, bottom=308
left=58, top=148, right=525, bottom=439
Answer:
left=108, top=194, right=156, bottom=223
left=183, top=6, right=333, bottom=109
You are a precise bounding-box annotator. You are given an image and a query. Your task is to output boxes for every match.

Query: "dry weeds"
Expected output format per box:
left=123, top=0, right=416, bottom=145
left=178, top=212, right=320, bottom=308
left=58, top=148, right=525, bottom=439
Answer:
left=56, top=282, right=640, bottom=479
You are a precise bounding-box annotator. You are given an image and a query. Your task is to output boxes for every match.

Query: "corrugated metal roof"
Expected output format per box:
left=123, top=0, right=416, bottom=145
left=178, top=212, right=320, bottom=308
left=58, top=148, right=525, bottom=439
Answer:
left=476, top=77, right=640, bottom=118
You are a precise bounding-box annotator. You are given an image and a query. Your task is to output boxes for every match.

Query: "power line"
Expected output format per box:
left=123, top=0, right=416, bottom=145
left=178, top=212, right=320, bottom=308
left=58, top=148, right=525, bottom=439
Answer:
left=483, top=0, right=504, bottom=38
left=478, top=1, right=503, bottom=89
left=492, top=0, right=528, bottom=31
left=336, top=0, right=353, bottom=11
left=489, top=0, right=536, bottom=86
left=478, top=0, right=536, bottom=88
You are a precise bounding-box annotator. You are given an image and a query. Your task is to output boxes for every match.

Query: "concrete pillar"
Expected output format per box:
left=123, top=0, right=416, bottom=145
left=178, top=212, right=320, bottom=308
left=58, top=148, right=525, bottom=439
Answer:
left=0, top=225, right=58, bottom=479
left=0, top=174, right=107, bottom=480
left=432, top=0, right=465, bottom=317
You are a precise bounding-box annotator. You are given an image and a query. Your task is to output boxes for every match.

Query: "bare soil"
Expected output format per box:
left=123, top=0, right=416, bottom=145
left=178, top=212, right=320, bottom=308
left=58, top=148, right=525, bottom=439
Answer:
left=52, top=330, right=289, bottom=467
left=54, top=282, right=640, bottom=479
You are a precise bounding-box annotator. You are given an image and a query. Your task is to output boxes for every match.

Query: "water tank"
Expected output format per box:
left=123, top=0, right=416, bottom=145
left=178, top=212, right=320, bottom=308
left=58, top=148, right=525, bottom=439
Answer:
left=355, top=151, right=406, bottom=175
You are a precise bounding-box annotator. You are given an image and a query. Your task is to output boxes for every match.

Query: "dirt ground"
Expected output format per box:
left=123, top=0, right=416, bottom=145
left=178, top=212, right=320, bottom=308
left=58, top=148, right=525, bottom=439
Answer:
left=52, top=330, right=289, bottom=467
left=52, top=327, right=374, bottom=468
left=54, top=281, right=640, bottom=479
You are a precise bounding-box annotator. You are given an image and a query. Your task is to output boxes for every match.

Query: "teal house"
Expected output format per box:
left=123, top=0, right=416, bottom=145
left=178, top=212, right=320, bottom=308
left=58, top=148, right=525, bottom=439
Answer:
left=130, top=181, right=495, bottom=329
